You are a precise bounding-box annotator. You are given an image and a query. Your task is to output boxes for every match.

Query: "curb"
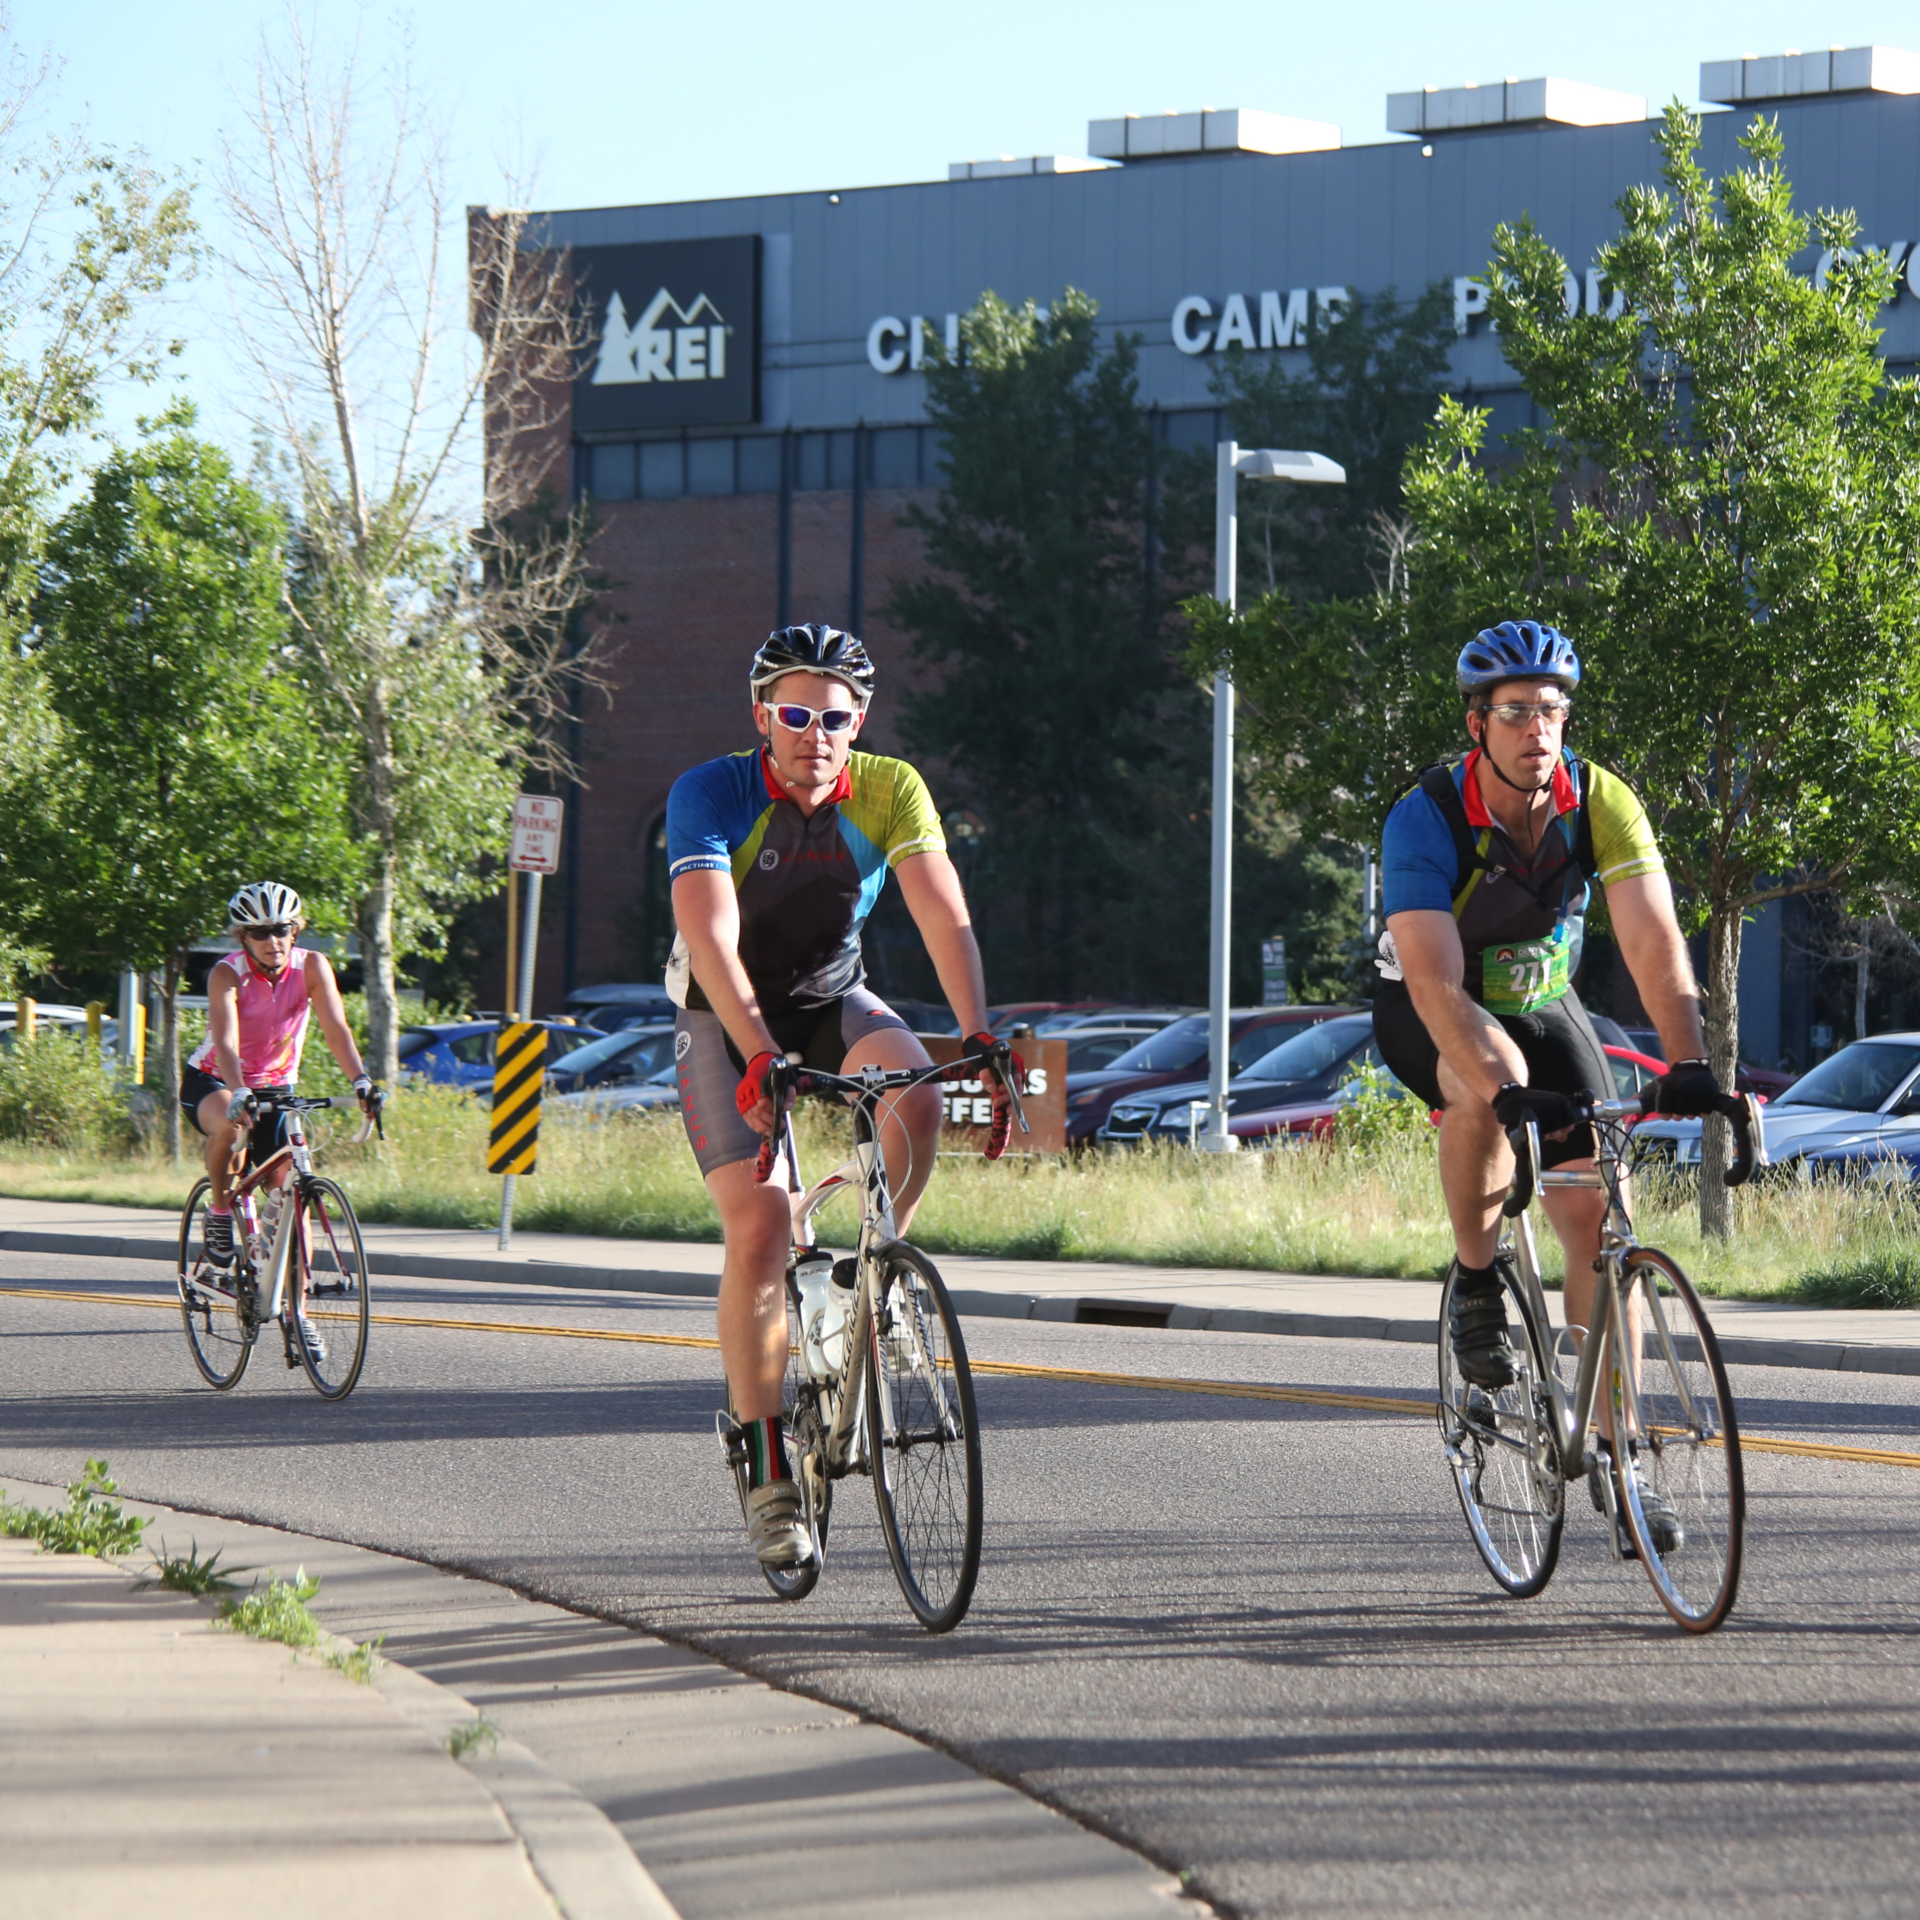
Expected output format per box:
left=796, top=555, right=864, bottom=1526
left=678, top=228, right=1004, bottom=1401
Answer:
left=9, top=1223, right=1918, bottom=1379
left=368, top=1649, right=681, bottom=1920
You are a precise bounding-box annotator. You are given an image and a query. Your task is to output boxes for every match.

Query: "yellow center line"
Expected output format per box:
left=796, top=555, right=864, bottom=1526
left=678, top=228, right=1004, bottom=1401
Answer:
left=8, top=1282, right=1919, bottom=1472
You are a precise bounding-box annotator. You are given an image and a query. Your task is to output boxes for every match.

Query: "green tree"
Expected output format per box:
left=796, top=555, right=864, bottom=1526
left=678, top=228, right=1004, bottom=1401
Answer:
left=31, top=414, right=357, bottom=1155
left=1206, top=284, right=1456, bottom=606
left=1198, top=107, right=1920, bottom=1231
left=888, top=289, right=1214, bottom=997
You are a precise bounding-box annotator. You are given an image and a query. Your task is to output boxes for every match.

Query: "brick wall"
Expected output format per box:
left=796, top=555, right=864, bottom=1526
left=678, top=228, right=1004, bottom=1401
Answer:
left=490, top=479, right=940, bottom=1012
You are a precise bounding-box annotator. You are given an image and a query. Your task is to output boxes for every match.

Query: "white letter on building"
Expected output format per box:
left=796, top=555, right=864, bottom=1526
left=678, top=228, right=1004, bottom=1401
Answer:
left=1562, top=273, right=1581, bottom=316
left=1214, top=292, right=1256, bottom=352
left=1585, top=268, right=1625, bottom=320
left=1315, top=286, right=1351, bottom=325
left=709, top=325, right=726, bottom=379
left=1453, top=276, right=1489, bottom=336
left=909, top=314, right=929, bottom=371
left=674, top=327, right=707, bottom=380
left=944, top=313, right=960, bottom=357
left=867, top=315, right=908, bottom=374
left=1172, top=295, right=1214, bottom=354
left=1259, top=289, right=1308, bottom=348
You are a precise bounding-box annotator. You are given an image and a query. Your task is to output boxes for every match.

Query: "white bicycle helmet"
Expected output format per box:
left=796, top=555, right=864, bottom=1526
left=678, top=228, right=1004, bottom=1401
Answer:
left=228, top=881, right=304, bottom=930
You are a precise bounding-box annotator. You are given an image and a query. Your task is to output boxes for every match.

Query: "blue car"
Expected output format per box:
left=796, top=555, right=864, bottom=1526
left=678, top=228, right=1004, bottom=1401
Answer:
left=398, top=1020, right=607, bottom=1091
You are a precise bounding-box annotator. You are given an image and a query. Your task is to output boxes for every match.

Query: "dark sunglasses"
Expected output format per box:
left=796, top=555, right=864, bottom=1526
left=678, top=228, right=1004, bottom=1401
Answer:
left=242, top=924, right=294, bottom=939
left=766, top=701, right=858, bottom=734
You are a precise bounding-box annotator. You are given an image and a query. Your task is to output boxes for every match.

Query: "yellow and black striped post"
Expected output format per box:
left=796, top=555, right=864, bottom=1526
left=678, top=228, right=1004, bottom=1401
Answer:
left=489, top=1022, right=547, bottom=1175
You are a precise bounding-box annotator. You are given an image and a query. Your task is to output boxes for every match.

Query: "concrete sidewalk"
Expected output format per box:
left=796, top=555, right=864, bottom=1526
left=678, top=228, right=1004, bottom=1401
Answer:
left=0, top=1480, right=1188, bottom=1920
left=0, top=1530, right=670, bottom=1919
left=2, top=1192, right=1916, bottom=1376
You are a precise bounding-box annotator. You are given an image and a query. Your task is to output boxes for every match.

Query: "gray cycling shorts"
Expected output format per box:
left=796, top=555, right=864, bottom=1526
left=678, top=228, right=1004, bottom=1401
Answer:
left=673, top=987, right=916, bottom=1177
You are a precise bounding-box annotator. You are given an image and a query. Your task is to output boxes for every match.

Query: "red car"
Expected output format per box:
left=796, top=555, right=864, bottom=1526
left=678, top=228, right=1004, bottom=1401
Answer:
left=1066, top=1006, right=1361, bottom=1145
left=1231, top=1043, right=1669, bottom=1145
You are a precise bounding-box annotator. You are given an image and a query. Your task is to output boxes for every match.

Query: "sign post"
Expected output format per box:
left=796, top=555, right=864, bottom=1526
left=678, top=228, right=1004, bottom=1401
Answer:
left=495, top=796, right=563, bottom=1249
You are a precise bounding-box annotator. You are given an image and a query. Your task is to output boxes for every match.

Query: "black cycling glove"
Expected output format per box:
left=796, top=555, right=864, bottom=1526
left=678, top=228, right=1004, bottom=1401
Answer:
left=1654, top=1059, right=1728, bottom=1117
left=1491, top=1083, right=1580, bottom=1135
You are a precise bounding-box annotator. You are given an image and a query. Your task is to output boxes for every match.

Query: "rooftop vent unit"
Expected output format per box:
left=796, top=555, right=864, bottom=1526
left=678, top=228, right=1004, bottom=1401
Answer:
left=1086, top=107, right=1340, bottom=162
left=948, top=154, right=1114, bottom=181
left=1700, top=46, right=1920, bottom=104
left=1387, top=76, right=1646, bottom=135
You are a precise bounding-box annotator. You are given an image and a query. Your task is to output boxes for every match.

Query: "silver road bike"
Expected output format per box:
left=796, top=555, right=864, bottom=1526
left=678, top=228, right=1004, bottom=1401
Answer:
left=1438, top=1088, right=1762, bottom=1633
left=719, top=1042, right=1026, bottom=1632
left=177, top=1089, right=379, bottom=1401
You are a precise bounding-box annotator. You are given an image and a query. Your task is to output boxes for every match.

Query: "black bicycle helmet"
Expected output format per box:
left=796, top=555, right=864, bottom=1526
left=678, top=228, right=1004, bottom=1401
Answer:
left=749, top=623, right=876, bottom=708
left=1456, top=619, right=1581, bottom=697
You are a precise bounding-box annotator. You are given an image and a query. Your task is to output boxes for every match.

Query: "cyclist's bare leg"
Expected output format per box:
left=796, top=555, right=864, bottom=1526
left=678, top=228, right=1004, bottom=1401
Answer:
left=707, top=1157, right=793, bottom=1421
left=196, top=1091, right=249, bottom=1211
left=838, top=1027, right=942, bottom=1228
left=1434, top=1038, right=1528, bottom=1265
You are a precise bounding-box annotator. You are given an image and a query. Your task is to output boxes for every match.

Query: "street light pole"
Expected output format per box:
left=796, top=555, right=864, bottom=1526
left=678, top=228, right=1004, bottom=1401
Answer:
left=1202, top=443, right=1346, bottom=1154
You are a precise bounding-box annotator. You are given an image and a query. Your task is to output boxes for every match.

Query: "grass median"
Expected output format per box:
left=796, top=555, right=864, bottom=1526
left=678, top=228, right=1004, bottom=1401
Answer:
left=0, top=1081, right=1906, bottom=1306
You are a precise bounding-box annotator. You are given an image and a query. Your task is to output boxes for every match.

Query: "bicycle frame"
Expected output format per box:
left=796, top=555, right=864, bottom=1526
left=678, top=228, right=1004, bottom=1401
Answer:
left=226, top=1094, right=372, bottom=1323
left=1500, top=1108, right=1720, bottom=1527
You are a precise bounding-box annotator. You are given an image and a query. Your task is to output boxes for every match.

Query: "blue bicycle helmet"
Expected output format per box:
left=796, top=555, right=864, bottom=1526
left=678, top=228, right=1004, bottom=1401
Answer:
left=1456, top=620, right=1581, bottom=697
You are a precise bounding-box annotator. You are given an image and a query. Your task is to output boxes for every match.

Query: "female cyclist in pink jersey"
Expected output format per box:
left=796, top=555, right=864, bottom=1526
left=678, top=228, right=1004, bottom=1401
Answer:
left=182, top=882, right=378, bottom=1285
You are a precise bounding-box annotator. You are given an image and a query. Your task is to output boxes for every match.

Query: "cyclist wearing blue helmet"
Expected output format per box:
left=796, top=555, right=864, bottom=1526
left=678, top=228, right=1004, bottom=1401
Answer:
left=1374, top=620, right=1733, bottom=1553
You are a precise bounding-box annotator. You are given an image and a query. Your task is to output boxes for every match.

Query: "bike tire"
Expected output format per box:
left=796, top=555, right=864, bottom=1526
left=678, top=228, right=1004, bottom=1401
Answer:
left=724, top=1275, right=827, bottom=1601
left=864, top=1245, right=983, bottom=1633
left=295, top=1179, right=371, bottom=1401
left=1436, top=1258, right=1564, bottom=1598
left=1612, top=1248, right=1744, bottom=1633
left=177, top=1178, right=254, bottom=1391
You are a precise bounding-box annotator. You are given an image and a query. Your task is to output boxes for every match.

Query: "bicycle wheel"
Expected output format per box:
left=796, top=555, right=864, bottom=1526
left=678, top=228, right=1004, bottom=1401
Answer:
left=1612, top=1248, right=1744, bottom=1633
left=723, top=1276, right=828, bottom=1601
left=177, top=1179, right=255, bottom=1390
left=864, top=1245, right=982, bottom=1633
left=1436, top=1258, right=1564, bottom=1598
left=295, top=1179, right=370, bottom=1401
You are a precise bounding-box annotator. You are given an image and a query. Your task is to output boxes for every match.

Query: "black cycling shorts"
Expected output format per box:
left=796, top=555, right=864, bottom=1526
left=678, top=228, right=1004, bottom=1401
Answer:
left=180, top=1064, right=295, bottom=1166
left=1372, top=978, right=1613, bottom=1168
left=674, top=988, right=916, bottom=1178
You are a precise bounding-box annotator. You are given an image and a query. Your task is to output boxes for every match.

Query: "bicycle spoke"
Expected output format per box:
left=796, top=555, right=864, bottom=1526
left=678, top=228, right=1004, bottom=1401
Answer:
left=1437, top=1259, right=1564, bottom=1598
left=865, top=1248, right=982, bottom=1633
left=293, top=1181, right=371, bottom=1400
left=1615, top=1249, right=1743, bottom=1632
left=176, top=1179, right=254, bottom=1390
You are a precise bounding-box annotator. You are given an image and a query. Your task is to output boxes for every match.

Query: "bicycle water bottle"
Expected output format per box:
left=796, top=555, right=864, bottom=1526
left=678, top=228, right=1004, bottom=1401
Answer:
left=237, top=1194, right=264, bottom=1268
left=793, top=1251, right=834, bottom=1380
left=817, top=1256, right=859, bottom=1377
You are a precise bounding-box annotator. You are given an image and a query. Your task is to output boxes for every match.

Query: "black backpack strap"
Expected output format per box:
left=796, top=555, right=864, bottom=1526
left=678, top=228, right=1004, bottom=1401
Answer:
left=1416, top=760, right=1485, bottom=896
left=1568, top=756, right=1598, bottom=882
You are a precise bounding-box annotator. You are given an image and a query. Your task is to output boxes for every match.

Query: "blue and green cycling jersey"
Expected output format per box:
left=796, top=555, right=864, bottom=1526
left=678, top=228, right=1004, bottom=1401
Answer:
left=665, top=747, right=945, bottom=1015
left=1381, top=748, right=1663, bottom=1015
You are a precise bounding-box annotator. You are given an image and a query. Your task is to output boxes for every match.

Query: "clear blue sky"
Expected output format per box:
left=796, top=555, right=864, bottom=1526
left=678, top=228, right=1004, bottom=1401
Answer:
left=24, top=2, right=1920, bottom=212
left=17, top=0, right=1920, bottom=443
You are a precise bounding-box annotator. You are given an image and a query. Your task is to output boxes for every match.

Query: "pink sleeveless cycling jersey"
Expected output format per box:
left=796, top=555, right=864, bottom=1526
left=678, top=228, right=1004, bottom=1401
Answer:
left=187, top=950, right=314, bottom=1086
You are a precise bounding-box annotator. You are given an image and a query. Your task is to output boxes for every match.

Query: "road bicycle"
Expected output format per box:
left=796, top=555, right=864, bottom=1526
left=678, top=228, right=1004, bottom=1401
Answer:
left=718, top=1041, right=1026, bottom=1632
left=1437, top=1089, right=1762, bottom=1632
left=176, top=1089, right=381, bottom=1401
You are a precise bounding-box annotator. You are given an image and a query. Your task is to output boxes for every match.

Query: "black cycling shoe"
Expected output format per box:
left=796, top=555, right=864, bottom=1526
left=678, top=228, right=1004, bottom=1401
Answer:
left=1447, top=1263, right=1520, bottom=1391
left=1590, top=1447, right=1685, bottom=1558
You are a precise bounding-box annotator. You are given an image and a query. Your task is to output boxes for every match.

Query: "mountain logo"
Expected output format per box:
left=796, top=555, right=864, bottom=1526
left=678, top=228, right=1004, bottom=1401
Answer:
left=592, top=287, right=729, bottom=386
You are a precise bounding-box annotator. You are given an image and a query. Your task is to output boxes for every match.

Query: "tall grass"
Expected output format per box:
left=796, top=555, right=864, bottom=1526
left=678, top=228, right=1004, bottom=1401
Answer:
left=0, top=1081, right=1907, bottom=1304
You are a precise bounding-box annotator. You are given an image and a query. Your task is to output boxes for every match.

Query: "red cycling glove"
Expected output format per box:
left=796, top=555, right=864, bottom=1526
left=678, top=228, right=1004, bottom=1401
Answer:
left=966, top=1032, right=1027, bottom=1161
left=736, top=1049, right=781, bottom=1119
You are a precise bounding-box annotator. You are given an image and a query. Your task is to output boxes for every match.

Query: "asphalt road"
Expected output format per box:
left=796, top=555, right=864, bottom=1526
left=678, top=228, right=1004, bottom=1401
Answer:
left=6, top=1247, right=1920, bottom=1919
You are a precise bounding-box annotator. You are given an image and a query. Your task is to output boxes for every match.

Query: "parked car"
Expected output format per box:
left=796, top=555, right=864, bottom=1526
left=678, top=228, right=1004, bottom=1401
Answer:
left=1636, top=1032, right=1920, bottom=1170
left=1031, top=1006, right=1194, bottom=1035
left=547, top=1061, right=683, bottom=1118
left=1611, top=1025, right=1794, bottom=1101
left=1059, top=1025, right=1180, bottom=1075
left=399, top=1019, right=607, bottom=1090
left=564, top=983, right=674, bottom=1031
left=1065, top=1006, right=1359, bottom=1147
left=544, top=1022, right=678, bottom=1094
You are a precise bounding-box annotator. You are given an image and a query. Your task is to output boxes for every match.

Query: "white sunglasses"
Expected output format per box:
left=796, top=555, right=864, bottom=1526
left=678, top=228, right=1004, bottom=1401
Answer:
left=764, top=701, right=859, bottom=734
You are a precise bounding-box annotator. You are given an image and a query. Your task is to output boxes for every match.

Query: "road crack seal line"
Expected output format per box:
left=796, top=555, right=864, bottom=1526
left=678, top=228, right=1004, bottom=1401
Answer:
left=11, top=1282, right=1919, bottom=1471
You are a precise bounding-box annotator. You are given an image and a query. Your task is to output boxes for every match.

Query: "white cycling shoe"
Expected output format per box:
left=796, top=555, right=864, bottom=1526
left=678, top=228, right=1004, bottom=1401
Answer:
left=744, top=1478, right=811, bottom=1568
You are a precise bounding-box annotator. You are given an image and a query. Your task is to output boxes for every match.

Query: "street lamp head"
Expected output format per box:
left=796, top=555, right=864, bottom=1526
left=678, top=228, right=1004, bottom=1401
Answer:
left=1234, top=447, right=1346, bottom=485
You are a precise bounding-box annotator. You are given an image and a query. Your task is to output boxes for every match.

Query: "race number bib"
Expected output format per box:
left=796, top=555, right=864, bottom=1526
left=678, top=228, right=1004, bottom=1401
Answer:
left=1482, top=931, right=1572, bottom=1015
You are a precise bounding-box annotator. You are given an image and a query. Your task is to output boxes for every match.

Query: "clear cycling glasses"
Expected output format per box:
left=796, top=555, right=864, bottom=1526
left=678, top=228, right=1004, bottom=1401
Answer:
left=767, top=702, right=858, bottom=734
left=1484, top=699, right=1572, bottom=727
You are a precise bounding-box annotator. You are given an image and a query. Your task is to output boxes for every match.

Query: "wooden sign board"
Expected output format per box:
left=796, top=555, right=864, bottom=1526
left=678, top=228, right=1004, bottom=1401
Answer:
left=919, top=1035, right=1066, bottom=1155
